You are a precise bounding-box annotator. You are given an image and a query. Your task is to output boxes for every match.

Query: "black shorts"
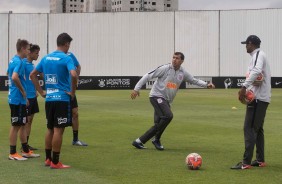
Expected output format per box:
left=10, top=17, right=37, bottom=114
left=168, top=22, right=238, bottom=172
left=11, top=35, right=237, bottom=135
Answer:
left=27, top=97, right=39, bottom=116
left=71, top=95, right=78, bottom=109
left=45, top=101, right=72, bottom=129
left=9, top=104, right=27, bottom=126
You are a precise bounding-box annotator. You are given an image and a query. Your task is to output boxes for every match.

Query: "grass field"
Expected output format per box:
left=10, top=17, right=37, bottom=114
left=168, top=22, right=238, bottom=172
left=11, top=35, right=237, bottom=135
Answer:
left=0, top=89, right=282, bottom=184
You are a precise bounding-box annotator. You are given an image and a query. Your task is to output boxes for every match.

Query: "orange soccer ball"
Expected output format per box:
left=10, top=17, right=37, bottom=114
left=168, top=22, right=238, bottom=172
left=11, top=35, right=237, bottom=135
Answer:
left=185, top=153, right=202, bottom=170
left=244, top=90, right=255, bottom=104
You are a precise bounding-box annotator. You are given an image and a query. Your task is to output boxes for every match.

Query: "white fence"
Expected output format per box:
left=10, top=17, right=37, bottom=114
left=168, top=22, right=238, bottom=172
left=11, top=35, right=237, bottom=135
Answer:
left=1, top=9, right=282, bottom=77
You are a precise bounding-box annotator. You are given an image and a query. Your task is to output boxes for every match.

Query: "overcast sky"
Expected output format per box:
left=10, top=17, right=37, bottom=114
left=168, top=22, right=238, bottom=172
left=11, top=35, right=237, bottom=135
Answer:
left=1, top=0, right=282, bottom=13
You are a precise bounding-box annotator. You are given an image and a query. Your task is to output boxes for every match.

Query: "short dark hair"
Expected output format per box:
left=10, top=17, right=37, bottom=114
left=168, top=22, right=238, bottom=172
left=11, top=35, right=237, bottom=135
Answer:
left=29, top=44, right=40, bottom=53
left=57, top=33, right=73, bottom=46
left=16, top=39, right=29, bottom=52
left=174, top=52, right=185, bottom=60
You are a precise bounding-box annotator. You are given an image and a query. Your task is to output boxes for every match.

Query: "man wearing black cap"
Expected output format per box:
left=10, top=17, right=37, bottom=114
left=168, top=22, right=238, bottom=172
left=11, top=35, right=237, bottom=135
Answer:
left=231, top=35, right=271, bottom=170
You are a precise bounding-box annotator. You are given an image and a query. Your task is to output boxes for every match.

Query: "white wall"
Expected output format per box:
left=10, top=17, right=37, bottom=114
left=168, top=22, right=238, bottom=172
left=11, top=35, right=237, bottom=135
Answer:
left=49, top=12, right=174, bottom=76
left=8, top=13, right=48, bottom=65
left=0, top=14, right=8, bottom=75
left=175, top=11, right=219, bottom=77
left=220, top=9, right=282, bottom=77
left=1, top=9, right=282, bottom=77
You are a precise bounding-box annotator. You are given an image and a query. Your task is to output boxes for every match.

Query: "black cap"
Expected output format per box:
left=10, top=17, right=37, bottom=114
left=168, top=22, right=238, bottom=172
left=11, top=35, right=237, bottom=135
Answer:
left=241, top=35, right=261, bottom=46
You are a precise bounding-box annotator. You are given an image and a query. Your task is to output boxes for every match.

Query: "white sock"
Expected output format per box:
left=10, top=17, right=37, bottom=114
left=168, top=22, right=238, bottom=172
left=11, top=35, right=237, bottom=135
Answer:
left=135, top=138, right=142, bottom=143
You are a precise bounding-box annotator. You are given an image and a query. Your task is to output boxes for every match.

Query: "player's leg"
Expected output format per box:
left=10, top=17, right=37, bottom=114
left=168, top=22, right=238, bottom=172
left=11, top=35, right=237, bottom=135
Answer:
left=45, top=101, right=54, bottom=166
left=153, top=99, right=173, bottom=140
left=150, top=97, right=173, bottom=150
left=26, top=97, right=39, bottom=150
left=242, top=101, right=257, bottom=165
left=18, top=103, right=40, bottom=158
left=231, top=101, right=256, bottom=169
left=51, top=127, right=65, bottom=164
left=9, top=104, right=27, bottom=161
left=44, top=128, right=53, bottom=166
left=132, top=97, right=172, bottom=150
left=9, top=124, right=20, bottom=155
left=133, top=103, right=160, bottom=148
left=71, top=96, right=87, bottom=146
left=49, top=101, right=71, bottom=169
left=252, top=100, right=268, bottom=167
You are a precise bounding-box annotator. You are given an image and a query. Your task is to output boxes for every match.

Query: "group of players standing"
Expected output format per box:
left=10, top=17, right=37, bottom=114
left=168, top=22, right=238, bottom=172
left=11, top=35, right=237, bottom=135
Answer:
left=7, top=33, right=87, bottom=169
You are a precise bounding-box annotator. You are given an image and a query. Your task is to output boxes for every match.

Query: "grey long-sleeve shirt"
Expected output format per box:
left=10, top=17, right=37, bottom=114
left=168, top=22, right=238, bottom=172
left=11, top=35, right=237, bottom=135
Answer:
left=134, top=63, right=208, bottom=104
left=243, top=48, right=271, bottom=103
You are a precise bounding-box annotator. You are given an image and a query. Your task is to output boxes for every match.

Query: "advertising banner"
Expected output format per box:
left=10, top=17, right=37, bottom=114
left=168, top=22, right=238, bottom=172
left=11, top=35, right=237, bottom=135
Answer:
left=1, top=76, right=282, bottom=91
left=77, top=76, right=141, bottom=90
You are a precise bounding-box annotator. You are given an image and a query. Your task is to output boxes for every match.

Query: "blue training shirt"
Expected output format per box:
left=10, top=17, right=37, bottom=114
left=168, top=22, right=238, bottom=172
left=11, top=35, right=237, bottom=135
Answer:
left=67, top=52, right=80, bottom=68
left=7, top=55, right=27, bottom=105
left=23, top=58, right=37, bottom=98
left=36, top=50, right=75, bottom=102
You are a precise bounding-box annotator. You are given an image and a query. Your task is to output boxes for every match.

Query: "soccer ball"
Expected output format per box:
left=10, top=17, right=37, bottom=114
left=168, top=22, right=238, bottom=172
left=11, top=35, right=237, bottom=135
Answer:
left=244, top=90, right=255, bottom=104
left=185, top=153, right=202, bottom=170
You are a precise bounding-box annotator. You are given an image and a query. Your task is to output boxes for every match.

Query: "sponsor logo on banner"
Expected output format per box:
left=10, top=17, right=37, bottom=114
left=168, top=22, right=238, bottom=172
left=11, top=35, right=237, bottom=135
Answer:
left=236, top=78, right=246, bottom=87
left=6, top=79, right=10, bottom=86
left=186, top=77, right=212, bottom=89
left=98, top=78, right=130, bottom=88
left=78, top=78, right=92, bottom=86
left=275, top=81, right=282, bottom=86
left=45, top=74, right=58, bottom=84
left=98, top=79, right=106, bottom=87
left=224, top=78, right=233, bottom=89
left=146, top=79, right=156, bottom=89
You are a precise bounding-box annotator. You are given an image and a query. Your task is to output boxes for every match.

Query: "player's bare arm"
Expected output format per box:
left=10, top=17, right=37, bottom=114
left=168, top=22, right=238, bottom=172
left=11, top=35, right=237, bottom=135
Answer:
left=12, top=72, right=26, bottom=99
left=66, top=69, right=77, bottom=99
left=207, top=83, right=215, bottom=89
left=131, top=90, right=139, bottom=100
left=30, top=69, right=46, bottom=98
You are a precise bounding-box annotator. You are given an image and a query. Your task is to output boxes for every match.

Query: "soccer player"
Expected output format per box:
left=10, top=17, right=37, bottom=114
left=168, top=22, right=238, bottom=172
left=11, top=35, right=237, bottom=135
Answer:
left=67, top=52, right=88, bottom=146
left=30, top=33, right=77, bottom=169
left=131, top=52, right=215, bottom=150
left=7, top=39, right=40, bottom=160
left=23, top=44, right=40, bottom=150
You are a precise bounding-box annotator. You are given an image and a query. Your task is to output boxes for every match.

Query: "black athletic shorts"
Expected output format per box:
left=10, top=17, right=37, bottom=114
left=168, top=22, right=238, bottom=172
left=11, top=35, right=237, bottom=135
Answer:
left=45, top=101, right=72, bottom=129
left=9, top=104, right=27, bottom=126
left=27, top=97, right=39, bottom=116
left=71, top=95, right=78, bottom=109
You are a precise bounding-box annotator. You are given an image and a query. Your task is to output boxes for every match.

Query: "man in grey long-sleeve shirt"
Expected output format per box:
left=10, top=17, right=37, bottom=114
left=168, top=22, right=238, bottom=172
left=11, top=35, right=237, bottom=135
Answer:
left=232, top=35, right=271, bottom=170
left=131, top=52, right=215, bottom=150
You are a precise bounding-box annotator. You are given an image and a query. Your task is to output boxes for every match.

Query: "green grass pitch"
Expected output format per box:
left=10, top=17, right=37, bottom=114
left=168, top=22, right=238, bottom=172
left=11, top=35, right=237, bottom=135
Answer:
left=0, top=89, right=282, bottom=184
